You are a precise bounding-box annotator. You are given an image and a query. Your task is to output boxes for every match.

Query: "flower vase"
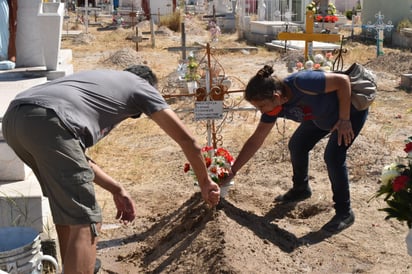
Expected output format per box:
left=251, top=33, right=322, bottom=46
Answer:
left=194, top=180, right=234, bottom=198
left=219, top=180, right=234, bottom=198
left=186, top=81, right=198, bottom=94
left=406, top=228, right=412, bottom=255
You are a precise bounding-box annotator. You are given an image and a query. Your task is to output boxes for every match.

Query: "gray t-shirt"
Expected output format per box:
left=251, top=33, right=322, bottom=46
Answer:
left=7, top=70, right=170, bottom=148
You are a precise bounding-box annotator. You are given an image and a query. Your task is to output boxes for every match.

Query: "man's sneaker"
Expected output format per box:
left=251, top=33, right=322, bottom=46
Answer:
left=322, top=210, right=355, bottom=233
left=275, top=188, right=312, bottom=203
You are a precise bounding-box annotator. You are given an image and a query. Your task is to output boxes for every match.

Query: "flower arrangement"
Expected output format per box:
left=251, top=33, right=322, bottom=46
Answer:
left=374, top=137, right=412, bottom=228
left=185, top=55, right=201, bottom=81
left=184, top=146, right=234, bottom=186
left=307, top=1, right=338, bottom=22
left=296, top=52, right=333, bottom=71
left=315, top=14, right=338, bottom=23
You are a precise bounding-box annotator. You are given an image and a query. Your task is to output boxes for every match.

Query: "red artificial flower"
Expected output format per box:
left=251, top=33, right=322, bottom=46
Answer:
left=205, top=157, right=212, bottom=167
left=218, top=169, right=229, bottom=180
left=324, top=15, right=338, bottom=23
left=315, top=15, right=323, bottom=22
left=216, top=147, right=234, bottom=164
left=202, top=146, right=214, bottom=153
left=404, top=142, right=412, bottom=153
left=392, top=175, right=409, bottom=192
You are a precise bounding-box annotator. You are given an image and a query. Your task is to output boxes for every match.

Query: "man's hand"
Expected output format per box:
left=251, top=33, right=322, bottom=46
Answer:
left=113, top=189, right=136, bottom=224
left=200, top=180, right=220, bottom=207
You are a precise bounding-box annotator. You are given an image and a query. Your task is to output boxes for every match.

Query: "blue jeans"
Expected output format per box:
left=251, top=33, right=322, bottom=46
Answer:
left=288, top=107, right=369, bottom=215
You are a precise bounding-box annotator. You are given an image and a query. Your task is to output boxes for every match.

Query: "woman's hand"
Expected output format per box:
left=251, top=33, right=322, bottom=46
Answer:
left=331, top=119, right=354, bottom=146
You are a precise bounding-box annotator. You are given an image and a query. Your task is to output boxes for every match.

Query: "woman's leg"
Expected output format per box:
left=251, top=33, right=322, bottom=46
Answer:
left=288, top=120, right=329, bottom=191
left=277, top=120, right=329, bottom=202
left=324, top=108, right=368, bottom=216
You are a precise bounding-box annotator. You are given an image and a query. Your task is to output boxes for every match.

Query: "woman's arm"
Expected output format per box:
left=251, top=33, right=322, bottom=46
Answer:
left=231, top=121, right=275, bottom=176
left=324, top=72, right=354, bottom=146
left=324, top=72, right=351, bottom=121
left=150, top=109, right=220, bottom=207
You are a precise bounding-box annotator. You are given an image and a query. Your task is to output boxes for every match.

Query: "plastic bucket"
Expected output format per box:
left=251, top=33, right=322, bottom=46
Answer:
left=0, top=227, right=58, bottom=274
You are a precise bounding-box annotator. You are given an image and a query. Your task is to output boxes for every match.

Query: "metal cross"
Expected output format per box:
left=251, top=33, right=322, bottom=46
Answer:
left=363, top=11, right=394, bottom=57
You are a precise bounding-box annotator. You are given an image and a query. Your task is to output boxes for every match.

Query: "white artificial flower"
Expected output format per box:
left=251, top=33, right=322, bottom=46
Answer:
left=305, top=60, right=314, bottom=70
left=314, top=54, right=324, bottom=64
left=380, top=168, right=401, bottom=185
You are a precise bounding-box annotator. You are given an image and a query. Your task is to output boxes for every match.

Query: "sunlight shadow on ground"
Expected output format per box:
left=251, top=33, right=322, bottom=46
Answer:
left=221, top=199, right=335, bottom=252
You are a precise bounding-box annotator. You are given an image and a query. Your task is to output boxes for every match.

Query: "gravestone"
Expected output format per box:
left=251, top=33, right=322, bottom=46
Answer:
left=0, top=73, right=50, bottom=233
left=15, top=0, right=69, bottom=74
left=0, top=0, right=72, bottom=234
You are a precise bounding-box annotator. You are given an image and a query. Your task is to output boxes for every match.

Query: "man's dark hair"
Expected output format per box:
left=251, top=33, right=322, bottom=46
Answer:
left=124, top=65, right=158, bottom=87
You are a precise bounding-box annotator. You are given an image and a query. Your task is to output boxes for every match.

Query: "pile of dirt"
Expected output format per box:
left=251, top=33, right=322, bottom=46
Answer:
left=366, top=51, right=412, bottom=75
left=103, top=47, right=145, bottom=68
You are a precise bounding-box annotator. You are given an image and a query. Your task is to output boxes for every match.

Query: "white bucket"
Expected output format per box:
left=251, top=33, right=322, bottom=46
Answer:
left=0, top=227, right=58, bottom=274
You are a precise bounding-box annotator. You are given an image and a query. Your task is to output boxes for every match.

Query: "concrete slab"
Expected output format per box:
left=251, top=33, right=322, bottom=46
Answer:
left=0, top=172, right=52, bottom=233
left=250, top=21, right=300, bottom=35
left=265, top=40, right=340, bottom=51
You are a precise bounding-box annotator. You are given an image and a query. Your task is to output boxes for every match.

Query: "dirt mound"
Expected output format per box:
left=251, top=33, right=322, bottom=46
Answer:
left=366, top=51, right=412, bottom=75
left=103, top=47, right=144, bottom=68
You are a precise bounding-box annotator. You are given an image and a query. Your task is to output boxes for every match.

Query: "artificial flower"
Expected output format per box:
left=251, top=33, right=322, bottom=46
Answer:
left=374, top=136, right=412, bottom=228
left=184, top=146, right=234, bottom=186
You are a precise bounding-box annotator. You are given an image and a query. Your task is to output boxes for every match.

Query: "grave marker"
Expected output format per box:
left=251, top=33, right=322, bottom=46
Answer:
left=363, top=11, right=393, bottom=57
left=278, top=11, right=341, bottom=60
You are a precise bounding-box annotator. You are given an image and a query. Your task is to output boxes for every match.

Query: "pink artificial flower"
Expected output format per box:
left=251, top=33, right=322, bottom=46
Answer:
left=325, top=52, right=333, bottom=60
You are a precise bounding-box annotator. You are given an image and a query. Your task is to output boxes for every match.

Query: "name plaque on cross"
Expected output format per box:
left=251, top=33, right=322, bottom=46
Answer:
left=194, top=101, right=223, bottom=121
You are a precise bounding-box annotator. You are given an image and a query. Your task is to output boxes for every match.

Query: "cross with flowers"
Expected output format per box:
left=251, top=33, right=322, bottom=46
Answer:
left=278, top=11, right=342, bottom=60
left=161, top=43, right=248, bottom=149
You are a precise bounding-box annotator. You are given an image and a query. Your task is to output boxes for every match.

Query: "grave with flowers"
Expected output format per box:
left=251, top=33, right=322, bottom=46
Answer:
left=277, top=10, right=341, bottom=61
left=161, top=43, right=250, bottom=197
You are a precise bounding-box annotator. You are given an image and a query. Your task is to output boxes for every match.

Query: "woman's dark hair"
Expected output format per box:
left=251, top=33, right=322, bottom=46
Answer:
left=124, top=65, right=158, bottom=87
left=245, top=65, right=284, bottom=102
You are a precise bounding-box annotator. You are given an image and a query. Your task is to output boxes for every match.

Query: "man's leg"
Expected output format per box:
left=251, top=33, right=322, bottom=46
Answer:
left=56, top=224, right=100, bottom=274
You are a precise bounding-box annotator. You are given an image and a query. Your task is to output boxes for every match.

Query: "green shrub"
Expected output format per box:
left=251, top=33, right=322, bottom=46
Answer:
left=345, top=10, right=353, bottom=20
left=397, top=18, right=412, bottom=32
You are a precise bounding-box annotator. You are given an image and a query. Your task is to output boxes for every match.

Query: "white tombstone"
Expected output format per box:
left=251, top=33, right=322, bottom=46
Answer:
left=15, top=0, right=64, bottom=70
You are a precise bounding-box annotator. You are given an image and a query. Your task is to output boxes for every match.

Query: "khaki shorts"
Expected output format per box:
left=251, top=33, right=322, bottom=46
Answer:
left=2, top=104, right=102, bottom=225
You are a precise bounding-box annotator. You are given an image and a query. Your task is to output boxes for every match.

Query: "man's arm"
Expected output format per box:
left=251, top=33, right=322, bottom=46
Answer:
left=150, top=109, right=220, bottom=207
left=88, top=159, right=136, bottom=223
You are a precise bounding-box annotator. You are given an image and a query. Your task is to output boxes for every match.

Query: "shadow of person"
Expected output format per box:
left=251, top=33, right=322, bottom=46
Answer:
left=263, top=199, right=337, bottom=246
left=219, top=198, right=298, bottom=253
left=97, top=192, right=216, bottom=273
left=97, top=192, right=210, bottom=250
left=97, top=192, right=336, bottom=272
